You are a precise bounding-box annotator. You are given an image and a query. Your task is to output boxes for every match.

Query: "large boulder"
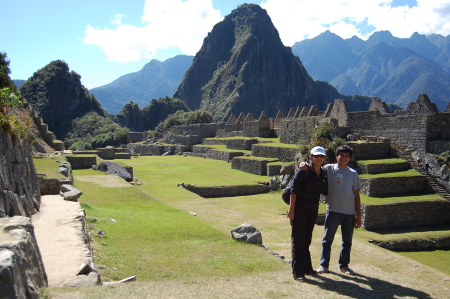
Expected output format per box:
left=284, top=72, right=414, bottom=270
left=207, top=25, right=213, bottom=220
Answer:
left=231, top=223, right=262, bottom=245
left=59, top=184, right=83, bottom=201
left=93, top=161, right=133, bottom=182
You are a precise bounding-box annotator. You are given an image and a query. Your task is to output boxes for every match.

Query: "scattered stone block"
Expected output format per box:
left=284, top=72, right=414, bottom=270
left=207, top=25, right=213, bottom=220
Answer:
left=231, top=223, right=262, bottom=245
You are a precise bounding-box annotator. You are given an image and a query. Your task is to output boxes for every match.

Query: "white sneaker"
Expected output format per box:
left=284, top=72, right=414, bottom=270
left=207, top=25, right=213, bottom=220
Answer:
left=316, top=265, right=329, bottom=273
left=340, top=266, right=355, bottom=275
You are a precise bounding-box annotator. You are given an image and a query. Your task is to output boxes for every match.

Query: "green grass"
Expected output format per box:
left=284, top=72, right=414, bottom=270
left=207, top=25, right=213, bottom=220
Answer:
left=397, top=250, right=450, bottom=275
left=360, top=192, right=446, bottom=205
left=204, top=137, right=279, bottom=143
left=33, top=155, right=67, bottom=178
left=71, top=157, right=286, bottom=281
left=233, top=156, right=279, bottom=161
left=359, top=169, right=422, bottom=178
left=358, top=158, right=408, bottom=164
left=193, top=144, right=251, bottom=154
left=253, top=142, right=299, bottom=148
left=34, top=154, right=450, bottom=283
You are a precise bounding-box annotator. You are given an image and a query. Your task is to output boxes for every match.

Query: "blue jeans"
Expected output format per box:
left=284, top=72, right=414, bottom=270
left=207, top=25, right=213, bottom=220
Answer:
left=320, top=211, right=355, bottom=268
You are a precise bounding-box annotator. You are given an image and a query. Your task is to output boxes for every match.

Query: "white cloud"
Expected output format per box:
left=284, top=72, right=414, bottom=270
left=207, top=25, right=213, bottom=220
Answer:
left=82, top=0, right=450, bottom=63
left=261, top=0, right=450, bottom=46
left=82, top=0, right=222, bottom=63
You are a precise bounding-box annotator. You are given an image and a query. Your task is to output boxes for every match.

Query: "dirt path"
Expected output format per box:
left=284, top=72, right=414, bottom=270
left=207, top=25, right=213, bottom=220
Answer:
left=33, top=195, right=90, bottom=287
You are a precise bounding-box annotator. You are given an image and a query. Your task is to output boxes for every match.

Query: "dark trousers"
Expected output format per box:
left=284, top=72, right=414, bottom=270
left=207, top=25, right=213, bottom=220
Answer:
left=291, top=201, right=319, bottom=277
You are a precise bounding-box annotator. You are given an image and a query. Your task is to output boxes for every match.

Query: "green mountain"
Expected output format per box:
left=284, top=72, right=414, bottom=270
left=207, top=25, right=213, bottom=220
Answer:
left=91, top=55, right=193, bottom=114
left=173, top=4, right=347, bottom=121
left=292, top=30, right=450, bottom=111
left=19, top=60, right=106, bottom=139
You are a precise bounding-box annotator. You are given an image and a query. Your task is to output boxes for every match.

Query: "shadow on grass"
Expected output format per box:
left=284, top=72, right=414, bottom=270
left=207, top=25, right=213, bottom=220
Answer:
left=308, top=272, right=432, bottom=298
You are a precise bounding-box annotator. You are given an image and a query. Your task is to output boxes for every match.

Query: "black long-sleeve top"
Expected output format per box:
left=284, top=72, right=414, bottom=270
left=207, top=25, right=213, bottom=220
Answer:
left=289, top=163, right=327, bottom=203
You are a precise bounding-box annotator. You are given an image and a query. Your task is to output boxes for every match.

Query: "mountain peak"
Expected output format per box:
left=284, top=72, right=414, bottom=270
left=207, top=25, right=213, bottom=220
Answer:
left=174, top=4, right=334, bottom=121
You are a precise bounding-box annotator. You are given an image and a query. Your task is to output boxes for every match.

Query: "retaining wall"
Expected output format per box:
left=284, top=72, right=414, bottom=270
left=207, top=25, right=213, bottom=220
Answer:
left=39, top=177, right=72, bottom=195
left=356, top=161, right=410, bottom=174
left=226, top=138, right=258, bottom=150
left=66, top=155, right=97, bottom=170
left=251, top=144, right=298, bottom=162
left=205, top=149, right=245, bottom=162
left=362, top=200, right=450, bottom=229
left=185, top=184, right=270, bottom=198
left=231, top=157, right=279, bottom=175
left=360, top=176, right=428, bottom=197
left=370, top=237, right=450, bottom=251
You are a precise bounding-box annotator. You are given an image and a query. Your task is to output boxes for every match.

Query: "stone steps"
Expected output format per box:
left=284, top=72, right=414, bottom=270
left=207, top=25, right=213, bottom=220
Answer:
left=391, top=143, right=450, bottom=201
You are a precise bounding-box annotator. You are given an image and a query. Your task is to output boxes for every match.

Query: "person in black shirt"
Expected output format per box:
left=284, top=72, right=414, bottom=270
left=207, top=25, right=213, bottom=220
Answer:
left=287, top=146, right=328, bottom=282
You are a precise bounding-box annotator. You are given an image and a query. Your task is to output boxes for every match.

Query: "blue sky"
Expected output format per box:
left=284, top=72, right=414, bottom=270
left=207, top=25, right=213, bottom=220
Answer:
left=2, top=0, right=450, bottom=90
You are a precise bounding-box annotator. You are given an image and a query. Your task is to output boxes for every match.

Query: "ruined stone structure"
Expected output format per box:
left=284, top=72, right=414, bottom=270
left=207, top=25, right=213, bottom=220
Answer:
left=155, top=94, right=449, bottom=156
left=0, top=131, right=48, bottom=297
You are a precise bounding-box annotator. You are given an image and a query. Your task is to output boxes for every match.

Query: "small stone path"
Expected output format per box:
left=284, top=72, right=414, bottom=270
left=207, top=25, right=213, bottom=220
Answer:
left=33, top=195, right=89, bottom=287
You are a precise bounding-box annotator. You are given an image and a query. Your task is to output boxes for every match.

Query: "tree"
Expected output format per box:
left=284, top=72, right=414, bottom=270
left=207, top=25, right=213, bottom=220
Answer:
left=0, top=52, right=15, bottom=90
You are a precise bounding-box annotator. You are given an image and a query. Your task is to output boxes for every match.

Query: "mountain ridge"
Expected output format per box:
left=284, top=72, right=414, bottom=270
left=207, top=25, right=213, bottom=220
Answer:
left=90, top=55, right=193, bottom=114
left=292, top=30, right=450, bottom=111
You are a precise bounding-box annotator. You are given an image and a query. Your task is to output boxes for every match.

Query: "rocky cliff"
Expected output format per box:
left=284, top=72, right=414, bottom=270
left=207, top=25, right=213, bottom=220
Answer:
left=174, top=4, right=339, bottom=121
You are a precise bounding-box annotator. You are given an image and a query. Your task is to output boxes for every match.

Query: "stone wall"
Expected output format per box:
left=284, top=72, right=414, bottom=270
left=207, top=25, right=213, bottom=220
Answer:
left=205, top=149, right=245, bottom=162
left=231, top=157, right=279, bottom=175
left=348, top=113, right=429, bottom=152
left=226, top=138, right=257, bottom=150
left=347, top=140, right=391, bottom=160
left=66, top=155, right=97, bottom=170
left=356, top=161, right=410, bottom=174
left=128, top=143, right=165, bottom=156
left=251, top=144, right=298, bottom=162
left=39, top=177, right=72, bottom=195
left=127, top=143, right=190, bottom=156
left=0, top=217, right=48, bottom=298
left=185, top=184, right=270, bottom=198
left=166, top=123, right=225, bottom=139
left=362, top=200, right=450, bottom=229
left=165, top=135, right=202, bottom=147
left=370, top=237, right=450, bottom=251
left=360, top=176, right=428, bottom=197
left=0, top=131, right=41, bottom=218
left=278, top=117, right=322, bottom=144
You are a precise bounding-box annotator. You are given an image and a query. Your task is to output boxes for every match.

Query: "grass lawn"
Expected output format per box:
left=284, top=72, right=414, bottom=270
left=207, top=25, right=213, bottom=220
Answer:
left=193, top=144, right=252, bottom=154
left=34, top=155, right=450, bottom=298
left=33, top=155, right=68, bottom=178
left=70, top=156, right=287, bottom=282
left=357, top=158, right=408, bottom=164
left=360, top=192, right=447, bottom=205
left=359, top=168, right=422, bottom=178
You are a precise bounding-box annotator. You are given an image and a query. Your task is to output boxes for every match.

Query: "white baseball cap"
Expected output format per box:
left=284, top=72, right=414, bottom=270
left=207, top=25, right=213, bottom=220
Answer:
left=310, top=146, right=326, bottom=156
